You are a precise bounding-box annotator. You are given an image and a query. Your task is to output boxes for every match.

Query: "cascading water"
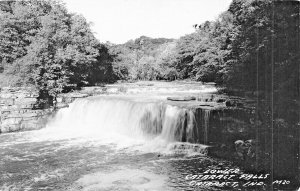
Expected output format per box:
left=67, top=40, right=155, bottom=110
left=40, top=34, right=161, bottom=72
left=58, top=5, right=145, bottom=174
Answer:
left=2, top=82, right=238, bottom=191
left=1, top=82, right=294, bottom=190
left=203, top=110, right=211, bottom=145
left=44, top=96, right=210, bottom=154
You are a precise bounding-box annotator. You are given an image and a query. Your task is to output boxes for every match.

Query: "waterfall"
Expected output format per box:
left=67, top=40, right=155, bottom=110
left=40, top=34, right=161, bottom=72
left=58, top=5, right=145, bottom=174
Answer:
left=203, top=110, right=211, bottom=144
left=45, top=96, right=212, bottom=154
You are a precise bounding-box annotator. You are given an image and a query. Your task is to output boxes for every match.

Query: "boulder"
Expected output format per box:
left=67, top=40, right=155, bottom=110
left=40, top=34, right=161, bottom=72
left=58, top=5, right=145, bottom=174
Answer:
left=225, top=100, right=236, bottom=107
left=167, top=96, right=196, bottom=101
left=215, top=98, right=226, bottom=103
left=55, top=103, right=69, bottom=109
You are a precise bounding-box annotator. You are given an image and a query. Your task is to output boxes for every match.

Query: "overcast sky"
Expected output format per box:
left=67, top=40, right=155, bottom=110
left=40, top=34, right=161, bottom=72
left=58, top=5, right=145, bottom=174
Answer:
left=63, top=0, right=232, bottom=44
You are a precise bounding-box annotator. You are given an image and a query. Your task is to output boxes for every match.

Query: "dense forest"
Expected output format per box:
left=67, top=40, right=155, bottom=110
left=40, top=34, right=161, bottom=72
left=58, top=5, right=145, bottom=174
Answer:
left=0, top=0, right=299, bottom=111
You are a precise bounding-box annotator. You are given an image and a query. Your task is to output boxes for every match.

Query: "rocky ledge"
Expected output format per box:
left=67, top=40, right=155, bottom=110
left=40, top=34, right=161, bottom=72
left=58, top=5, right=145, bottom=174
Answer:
left=0, top=87, right=48, bottom=133
left=0, top=87, right=90, bottom=134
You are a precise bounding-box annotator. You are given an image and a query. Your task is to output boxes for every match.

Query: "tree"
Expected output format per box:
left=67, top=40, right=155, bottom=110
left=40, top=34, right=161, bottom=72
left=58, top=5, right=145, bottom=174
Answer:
left=0, top=0, right=115, bottom=105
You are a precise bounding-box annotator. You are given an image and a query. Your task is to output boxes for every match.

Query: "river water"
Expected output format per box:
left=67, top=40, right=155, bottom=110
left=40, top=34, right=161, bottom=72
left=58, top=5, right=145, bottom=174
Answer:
left=0, top=82, right=243, bottom=191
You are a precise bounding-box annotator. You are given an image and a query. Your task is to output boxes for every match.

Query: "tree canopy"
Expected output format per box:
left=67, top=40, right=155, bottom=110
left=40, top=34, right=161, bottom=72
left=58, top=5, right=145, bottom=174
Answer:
left=0, top=0, right=115, bottom=99
left=1, top=0, right=299, bottom=115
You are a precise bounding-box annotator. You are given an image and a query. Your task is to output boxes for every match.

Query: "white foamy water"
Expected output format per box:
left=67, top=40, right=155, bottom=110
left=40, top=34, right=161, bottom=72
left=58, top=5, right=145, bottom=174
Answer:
left=2, top=82, right=216, bottom=154
left=37, top=96, right=210, bottom=155
left=75, top=168, right=170, bottom=191
left=0, top=82, right=226, bottom=191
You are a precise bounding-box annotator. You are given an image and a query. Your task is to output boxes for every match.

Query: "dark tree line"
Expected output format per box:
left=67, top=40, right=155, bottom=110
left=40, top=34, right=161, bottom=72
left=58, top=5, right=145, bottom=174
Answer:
left=224, top=1, right=299, bottom=184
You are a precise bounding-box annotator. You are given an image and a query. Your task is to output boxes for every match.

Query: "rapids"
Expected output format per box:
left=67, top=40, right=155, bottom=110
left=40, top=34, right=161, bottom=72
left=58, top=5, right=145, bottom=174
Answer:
left=0, top=82, right=241, bottom=191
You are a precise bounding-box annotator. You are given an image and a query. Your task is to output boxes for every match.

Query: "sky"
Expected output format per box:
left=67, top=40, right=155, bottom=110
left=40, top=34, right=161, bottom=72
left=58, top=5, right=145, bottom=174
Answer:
left=63, top=0, right=232, bottom=44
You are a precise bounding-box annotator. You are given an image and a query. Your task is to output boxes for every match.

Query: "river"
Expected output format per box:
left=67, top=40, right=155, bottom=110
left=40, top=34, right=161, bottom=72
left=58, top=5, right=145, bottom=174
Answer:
left=0, top=82, right=276, bottom=191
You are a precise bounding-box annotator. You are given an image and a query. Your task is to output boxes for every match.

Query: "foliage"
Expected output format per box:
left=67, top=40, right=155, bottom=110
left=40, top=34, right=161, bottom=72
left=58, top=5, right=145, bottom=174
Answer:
left=108, top=36, right=176, bottom=81
left=0, top=0, right=115, bottom=102
left=1, top=0, right=298, bottom=118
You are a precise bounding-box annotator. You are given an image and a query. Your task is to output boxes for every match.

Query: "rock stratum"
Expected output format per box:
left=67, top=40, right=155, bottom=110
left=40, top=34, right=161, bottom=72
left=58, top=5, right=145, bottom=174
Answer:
left=0, top=87, right=51, bottom=133
left=0, top=87, right=90, bottom=133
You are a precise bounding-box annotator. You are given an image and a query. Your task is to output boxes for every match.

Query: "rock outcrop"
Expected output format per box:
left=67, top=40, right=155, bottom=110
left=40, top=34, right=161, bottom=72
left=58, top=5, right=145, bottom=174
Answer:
left=0, top=87, right=54, bottom=133
left=0, top=87, right=90, bottom=134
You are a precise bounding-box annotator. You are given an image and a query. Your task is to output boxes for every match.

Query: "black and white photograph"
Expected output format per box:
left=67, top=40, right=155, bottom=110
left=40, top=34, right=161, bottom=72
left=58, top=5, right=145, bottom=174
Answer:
left=0, top=0, right=299, bottom=190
